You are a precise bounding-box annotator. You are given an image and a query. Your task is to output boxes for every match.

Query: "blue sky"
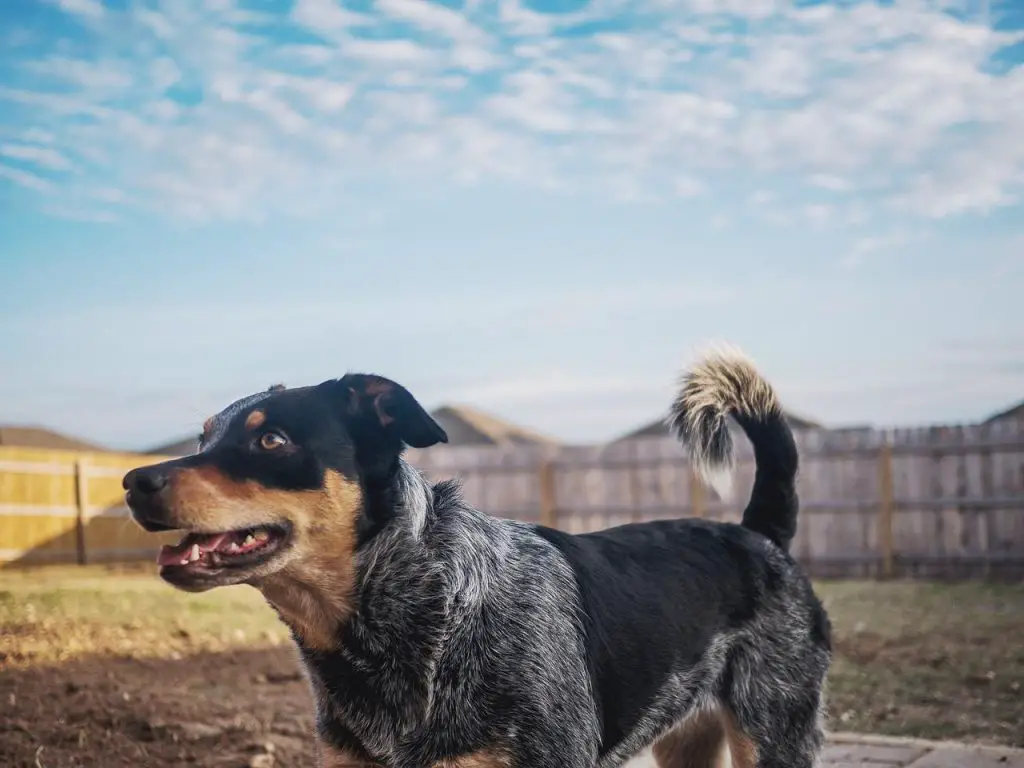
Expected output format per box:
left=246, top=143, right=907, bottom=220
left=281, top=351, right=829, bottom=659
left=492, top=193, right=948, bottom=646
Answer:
left=0, top=0, right=1022, bottom=451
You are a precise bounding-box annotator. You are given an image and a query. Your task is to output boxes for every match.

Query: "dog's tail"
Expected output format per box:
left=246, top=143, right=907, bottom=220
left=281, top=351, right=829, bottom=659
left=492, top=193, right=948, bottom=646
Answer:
left=667, top=345, right=799, bottom=552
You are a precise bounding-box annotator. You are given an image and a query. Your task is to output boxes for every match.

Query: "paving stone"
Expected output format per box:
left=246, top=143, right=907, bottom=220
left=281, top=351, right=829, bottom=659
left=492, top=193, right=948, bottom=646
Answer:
left=622, top=735, right=1024, bottom=768
left=905, top=747, right=1024, bottom=768
left=823, top=743, right=928, bottom=765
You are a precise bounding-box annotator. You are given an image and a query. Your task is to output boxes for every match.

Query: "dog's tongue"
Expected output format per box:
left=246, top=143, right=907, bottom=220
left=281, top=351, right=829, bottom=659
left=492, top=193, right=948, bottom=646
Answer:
left=156, top=532, right=231, bottom=566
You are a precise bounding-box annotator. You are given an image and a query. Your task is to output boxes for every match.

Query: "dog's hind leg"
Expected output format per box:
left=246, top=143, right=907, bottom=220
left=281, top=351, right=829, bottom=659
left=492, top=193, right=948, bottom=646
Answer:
left=721, top=663, right=827, bottom=768
left=651, top=706, right=755, bottom=768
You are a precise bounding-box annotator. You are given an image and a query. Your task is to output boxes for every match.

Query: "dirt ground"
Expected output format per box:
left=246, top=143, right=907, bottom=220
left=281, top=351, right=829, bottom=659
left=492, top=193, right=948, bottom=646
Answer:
left=1, top=565, right=1022, bottom=767
left=1, top=647, right=314, bottom=767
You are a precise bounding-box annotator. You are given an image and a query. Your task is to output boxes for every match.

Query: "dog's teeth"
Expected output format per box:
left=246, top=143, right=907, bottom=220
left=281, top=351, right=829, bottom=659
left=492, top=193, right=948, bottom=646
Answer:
left=180, top=557, right=190, bottom=565
left=190, top=544, right=201, bottom=562
left=254, top=530, right=269, bottom=542
left=228, top=541, right=241, bottom=553
left=244, top=534, right=256, bottom=547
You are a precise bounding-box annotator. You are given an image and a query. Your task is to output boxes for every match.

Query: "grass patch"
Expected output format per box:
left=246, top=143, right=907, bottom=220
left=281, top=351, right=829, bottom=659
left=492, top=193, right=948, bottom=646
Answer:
left=815, top=580, right=1023, bottom=746
left=0, top=564, right=285, bottom=665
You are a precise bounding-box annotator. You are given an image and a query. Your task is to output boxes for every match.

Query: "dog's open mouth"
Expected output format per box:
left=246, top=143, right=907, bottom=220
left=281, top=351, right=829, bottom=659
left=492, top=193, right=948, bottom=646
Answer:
left=156, top=523, right=291, bottom=573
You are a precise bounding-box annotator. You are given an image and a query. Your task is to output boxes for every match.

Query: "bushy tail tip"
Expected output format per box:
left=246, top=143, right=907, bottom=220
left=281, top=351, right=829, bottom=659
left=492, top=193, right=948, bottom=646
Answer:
left=667, top=344, right=800, bottom=551
left=667, top=345, right=782, bottom=476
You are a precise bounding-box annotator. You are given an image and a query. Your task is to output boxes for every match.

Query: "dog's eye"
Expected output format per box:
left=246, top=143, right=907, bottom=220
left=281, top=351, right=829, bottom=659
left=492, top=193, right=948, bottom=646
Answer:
left=258, top=431, right=288, bottom=451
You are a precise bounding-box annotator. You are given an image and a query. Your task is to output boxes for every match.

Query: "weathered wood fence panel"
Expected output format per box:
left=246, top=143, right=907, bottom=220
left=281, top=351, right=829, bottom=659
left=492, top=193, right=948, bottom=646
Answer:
left=2, top=421, right=1022, bottom=579
left=408, top=422, right=1024, bottom=581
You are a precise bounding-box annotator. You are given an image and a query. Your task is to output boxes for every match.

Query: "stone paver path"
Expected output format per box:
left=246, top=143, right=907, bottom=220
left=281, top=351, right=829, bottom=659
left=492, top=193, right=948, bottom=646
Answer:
left=623, top=732, right=1024, bottom=767
left=823, top=733, right=1024, bottom=768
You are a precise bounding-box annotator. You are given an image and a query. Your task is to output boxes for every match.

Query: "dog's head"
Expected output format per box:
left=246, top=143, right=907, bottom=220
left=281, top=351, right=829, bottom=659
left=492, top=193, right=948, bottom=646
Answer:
left=122, top=375, right=447, bottom=593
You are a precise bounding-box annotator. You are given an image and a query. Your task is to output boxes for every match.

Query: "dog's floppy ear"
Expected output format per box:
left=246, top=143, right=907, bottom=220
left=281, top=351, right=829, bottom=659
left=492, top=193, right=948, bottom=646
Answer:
left=333, top=373, right=448, bottom=451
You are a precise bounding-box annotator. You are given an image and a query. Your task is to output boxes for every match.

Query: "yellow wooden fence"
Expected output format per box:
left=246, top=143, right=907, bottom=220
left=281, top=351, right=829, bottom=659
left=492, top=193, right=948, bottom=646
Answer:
left=0, top=446, right=178, bottom=566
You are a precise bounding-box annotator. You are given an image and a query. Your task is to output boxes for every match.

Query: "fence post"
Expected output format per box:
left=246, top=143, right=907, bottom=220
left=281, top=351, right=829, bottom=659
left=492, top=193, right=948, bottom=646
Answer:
left=627, top=442, right=643, bottom=523
left=73, top=458, right=89, bottom=565
left=689, top=467, right=705, bottom=519
left=538, top=460, right=558, bottom=529
left=877, top=439, right=894, bottom=579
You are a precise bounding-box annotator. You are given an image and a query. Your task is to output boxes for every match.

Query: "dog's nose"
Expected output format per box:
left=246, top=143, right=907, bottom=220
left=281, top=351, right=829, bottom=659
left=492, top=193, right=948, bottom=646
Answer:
left=123, top=467, right=169, bottom=496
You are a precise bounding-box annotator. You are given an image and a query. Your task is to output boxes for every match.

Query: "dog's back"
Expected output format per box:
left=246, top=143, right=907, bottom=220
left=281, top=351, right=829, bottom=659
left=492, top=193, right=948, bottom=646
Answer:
left=533, top=347, right=832, bottom=767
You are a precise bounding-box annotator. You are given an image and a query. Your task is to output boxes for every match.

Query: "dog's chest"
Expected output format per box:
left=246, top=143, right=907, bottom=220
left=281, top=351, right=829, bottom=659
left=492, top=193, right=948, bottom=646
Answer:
left=301, top=643, right=437, bottom=762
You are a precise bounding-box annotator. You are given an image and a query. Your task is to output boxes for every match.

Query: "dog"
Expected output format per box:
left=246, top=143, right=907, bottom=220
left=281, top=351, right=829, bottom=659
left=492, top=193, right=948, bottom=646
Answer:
left=123, top=347, right=831, bottom=768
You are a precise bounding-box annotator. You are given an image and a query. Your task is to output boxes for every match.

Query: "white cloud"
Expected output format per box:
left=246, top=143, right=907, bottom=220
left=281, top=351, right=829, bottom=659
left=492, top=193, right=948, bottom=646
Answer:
left=673, top=175, right=705, bottom=198
left=443, top=370, right=666, bottom=408
left=803, top=203, right=832, bottom=227
left=344, top=38, right=435, bottom=64
left=87, top=185, right=124, bottom=203
left=134, top=7, right=174, bottom=39
left=27, top=56, right=133, bottom=91
left=52, top=0, right=105, bottom=19
left=743, top=45, right=814, bottom=98
left=291, top=0, right=372, bottom=35
left=377, top=0, right=484, bottom=43
left=809, top=174, right=851, bottom=192
left=841, top=231, right=915, bottom=270
left=499, top=0, right=557, bottom=36
left=2, top=0, right=1023, bottom=224
left=0, top=164, right=53, bottom=192
left=0, top=143, right=72, bottom=170
left=21, top=128, right=55, bottom=144
left=487, top=71, right=578, bottom=133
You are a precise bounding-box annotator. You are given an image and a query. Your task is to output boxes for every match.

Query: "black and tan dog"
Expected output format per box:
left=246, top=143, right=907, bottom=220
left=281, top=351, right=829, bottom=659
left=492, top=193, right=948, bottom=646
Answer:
left=123, top=348, right=831, bottom=768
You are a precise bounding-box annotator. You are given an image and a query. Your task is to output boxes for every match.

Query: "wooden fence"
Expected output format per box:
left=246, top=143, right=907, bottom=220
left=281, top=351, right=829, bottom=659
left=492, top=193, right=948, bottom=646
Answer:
left=0, top=446, right=179, bottom=566
left=2, top=420, right=1023, bottom=579
left=403, top=421, right=1024, bottom=581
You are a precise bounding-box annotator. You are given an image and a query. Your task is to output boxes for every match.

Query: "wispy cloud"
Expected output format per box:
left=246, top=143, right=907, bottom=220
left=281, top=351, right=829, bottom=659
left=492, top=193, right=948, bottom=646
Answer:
left=0, top=0, right=1022, bottom=226
left=0, top=164, right=54, bottom=192
left=50, top=0, right=105, bottom=20
left=0, top=143, right=73, bottom=171
left=842, top=231, right=920, bottom=270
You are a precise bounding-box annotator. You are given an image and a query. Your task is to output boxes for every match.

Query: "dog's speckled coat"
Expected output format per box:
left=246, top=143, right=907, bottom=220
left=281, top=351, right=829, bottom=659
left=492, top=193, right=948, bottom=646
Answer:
left=124, top=348, right=832, bottom=767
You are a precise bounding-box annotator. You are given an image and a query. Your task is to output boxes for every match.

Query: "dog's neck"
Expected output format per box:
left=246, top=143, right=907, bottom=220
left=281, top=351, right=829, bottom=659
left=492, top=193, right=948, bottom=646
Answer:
left=257, top=460, right=437, bottom=653
left=359, top=458, right=434, bottom=545
left=293, top=464, right=456, bottom=753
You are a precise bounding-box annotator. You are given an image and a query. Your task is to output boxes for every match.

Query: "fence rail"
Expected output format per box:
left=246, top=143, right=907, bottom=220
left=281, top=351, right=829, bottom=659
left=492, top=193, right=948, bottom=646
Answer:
left=1, top=420, right=1022, bottom=579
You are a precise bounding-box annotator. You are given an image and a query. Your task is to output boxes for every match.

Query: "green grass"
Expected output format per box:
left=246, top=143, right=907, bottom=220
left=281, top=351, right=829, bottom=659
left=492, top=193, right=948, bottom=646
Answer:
left=0, top=564, right=285, bottom=664
left=1, top=565, right=1022, bottom=746
left=813, top=580, right=1023, bottom=746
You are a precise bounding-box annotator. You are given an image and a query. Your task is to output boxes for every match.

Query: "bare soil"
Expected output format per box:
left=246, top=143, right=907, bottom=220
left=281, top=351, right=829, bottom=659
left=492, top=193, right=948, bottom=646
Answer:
left=1, top=648, right=314, bottom=768
left=1, top=565, right=1021, bottom=767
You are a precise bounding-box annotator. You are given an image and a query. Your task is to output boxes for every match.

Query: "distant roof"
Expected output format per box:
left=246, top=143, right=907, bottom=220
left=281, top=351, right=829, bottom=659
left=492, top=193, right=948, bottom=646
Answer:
left=981, top=398, right=1024, bottom=424
left=430, top=405, right=560, bottom=447
left=613, top=409, right=823, bottom=443
left=0, top=425, right=110, bottom=452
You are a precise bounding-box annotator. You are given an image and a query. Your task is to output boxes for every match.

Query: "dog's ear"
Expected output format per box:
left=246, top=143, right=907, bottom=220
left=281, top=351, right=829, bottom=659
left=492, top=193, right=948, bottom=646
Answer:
left=332, top=373, right=448, bottom=452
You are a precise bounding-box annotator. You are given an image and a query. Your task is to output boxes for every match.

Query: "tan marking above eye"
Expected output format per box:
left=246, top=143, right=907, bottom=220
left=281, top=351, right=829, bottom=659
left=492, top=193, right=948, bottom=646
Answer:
left=259, top=431, right=287, bottom=451
left=245, top=410, right=267, bottom=430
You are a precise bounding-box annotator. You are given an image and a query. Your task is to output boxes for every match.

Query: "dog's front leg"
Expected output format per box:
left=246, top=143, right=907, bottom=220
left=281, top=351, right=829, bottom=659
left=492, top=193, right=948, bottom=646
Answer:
left=318, top=742, right=383, bottom=768
left=430, top=751, right=512, bottom=767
